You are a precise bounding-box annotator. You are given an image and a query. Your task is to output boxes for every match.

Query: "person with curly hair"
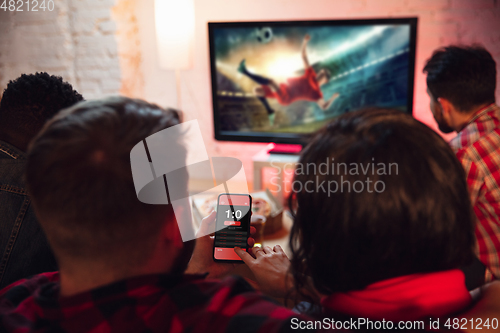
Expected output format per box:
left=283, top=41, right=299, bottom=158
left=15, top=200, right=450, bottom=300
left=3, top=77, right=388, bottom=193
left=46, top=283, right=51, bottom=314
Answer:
left=0, top=72, right=83, bottom=288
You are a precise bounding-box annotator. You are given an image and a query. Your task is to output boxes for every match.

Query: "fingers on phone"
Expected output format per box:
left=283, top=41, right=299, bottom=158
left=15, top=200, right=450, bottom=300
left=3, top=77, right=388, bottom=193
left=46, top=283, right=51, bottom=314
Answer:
left=263, top=246, right=273, bottom=254
left=273, top=245, right=283, bottom=254
left=252, top=246, right=264, bottom=257
left=234, top=247, right=253, bottom=263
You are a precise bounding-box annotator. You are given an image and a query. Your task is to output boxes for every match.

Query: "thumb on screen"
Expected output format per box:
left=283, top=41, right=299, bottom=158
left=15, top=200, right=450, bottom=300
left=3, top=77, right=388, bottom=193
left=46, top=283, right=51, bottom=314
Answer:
left=234, top=247, right=254, bottom=265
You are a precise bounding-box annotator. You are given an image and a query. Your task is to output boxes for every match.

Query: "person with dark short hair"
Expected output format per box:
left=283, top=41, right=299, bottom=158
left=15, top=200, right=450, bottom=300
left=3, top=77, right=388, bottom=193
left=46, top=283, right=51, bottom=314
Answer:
left=0, top=72, right=83, bottom=289
left=423, top=45, right=500, bottom=282
left=236, top=109, right=500, bottom=331
left=0, top=97, right=316, bottom=333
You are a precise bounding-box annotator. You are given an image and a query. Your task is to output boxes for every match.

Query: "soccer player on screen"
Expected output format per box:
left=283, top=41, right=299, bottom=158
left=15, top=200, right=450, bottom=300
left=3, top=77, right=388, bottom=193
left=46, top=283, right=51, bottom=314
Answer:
left=238, top=34, right=339, bottom=126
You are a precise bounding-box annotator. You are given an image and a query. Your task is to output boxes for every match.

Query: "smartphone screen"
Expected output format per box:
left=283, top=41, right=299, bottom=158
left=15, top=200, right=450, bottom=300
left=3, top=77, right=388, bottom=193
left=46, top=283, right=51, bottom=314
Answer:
left=213, top=193, right=252, bottom=262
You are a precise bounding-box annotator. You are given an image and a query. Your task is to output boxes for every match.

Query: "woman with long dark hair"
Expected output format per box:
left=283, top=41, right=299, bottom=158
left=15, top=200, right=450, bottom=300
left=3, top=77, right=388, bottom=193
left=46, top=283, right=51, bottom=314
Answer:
left=236, top=109, right=499, bottom=331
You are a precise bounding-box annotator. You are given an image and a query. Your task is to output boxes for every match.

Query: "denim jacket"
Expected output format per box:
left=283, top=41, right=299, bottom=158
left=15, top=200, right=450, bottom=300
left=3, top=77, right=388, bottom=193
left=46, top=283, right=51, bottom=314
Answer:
left=0, top=140, right=57, bottom=289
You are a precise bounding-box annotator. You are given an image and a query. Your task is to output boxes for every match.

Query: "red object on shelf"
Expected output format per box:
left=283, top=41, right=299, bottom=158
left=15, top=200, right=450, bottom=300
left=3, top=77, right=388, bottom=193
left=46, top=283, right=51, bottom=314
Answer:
left=267, top=143, right=302, bottom=154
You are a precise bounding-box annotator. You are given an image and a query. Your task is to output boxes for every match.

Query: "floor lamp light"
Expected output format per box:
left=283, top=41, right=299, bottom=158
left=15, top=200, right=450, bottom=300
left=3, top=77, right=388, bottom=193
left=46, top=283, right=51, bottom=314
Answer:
left=154, top=0, right=195, bottom=110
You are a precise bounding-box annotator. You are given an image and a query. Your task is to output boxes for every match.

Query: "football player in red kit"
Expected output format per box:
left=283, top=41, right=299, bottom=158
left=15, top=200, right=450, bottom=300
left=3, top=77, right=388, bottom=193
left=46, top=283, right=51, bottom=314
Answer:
left=238, top=34, right=339, bottom=126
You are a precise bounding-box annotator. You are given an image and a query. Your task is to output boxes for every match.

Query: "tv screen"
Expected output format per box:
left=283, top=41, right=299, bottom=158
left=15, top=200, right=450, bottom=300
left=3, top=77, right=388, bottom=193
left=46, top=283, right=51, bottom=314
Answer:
left=209, top=18, right=417, bottom=145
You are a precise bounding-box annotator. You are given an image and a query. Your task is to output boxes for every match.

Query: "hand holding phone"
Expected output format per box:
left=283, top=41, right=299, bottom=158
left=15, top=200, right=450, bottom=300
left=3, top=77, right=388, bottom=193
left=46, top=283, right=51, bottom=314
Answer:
left=213, top=193, right=252, bottom=263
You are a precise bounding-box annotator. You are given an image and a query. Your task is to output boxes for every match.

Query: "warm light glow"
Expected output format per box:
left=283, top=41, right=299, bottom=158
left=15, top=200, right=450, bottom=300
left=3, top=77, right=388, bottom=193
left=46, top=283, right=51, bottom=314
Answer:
left=265, top=56, right=302, bottom=81
left=154, top=0, right=195, bottom=70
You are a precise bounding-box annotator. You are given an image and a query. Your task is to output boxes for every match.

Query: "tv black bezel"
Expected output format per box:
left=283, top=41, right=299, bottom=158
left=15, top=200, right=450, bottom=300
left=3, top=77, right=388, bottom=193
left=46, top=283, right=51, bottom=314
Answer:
left=209, top=17, right=418, bottom=145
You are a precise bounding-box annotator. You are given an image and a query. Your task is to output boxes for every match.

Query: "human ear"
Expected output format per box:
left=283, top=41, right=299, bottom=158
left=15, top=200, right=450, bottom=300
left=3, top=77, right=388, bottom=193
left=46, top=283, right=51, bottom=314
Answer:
left=437, top=97, right=453, bottom=118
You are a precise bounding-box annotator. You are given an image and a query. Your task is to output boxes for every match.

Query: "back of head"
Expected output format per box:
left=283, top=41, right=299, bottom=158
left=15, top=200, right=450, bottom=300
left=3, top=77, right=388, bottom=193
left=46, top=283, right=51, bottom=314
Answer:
left=423, top=45, right=496, bottom=112
left=0, top=72, right=83, bottom=138
left=26, top=97, right=181, bottom=270
left=290, top=108, right=475, bottom=295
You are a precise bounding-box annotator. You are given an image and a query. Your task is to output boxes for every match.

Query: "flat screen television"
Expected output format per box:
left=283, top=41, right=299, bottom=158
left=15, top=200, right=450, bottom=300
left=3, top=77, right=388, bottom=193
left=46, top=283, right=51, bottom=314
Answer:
left=209, top=18, right=418, bottom=146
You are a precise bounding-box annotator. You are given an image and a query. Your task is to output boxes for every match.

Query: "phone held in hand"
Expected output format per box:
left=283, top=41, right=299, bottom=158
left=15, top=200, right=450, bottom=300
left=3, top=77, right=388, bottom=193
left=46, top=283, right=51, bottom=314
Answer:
left=213, top=193, right=252, bottom=263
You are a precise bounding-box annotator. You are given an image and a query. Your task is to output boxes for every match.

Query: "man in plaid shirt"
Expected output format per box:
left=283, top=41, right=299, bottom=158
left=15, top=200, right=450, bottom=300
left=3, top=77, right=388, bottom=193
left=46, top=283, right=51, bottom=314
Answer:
left=0, top=97, right=314, bottom=332
left=424, top=45, right=500, bottom=283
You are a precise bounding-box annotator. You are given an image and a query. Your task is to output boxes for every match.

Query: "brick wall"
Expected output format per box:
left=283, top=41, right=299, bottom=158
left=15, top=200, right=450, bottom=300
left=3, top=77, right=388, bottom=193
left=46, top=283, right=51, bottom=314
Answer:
left=112, top=0, right=144, bottom=98
left=0, top=0, right=123, bottom=99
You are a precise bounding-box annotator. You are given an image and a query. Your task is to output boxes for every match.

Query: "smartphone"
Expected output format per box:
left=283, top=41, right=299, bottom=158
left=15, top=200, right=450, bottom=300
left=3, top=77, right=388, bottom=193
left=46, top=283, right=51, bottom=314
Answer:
left=213, top=193, right=252, bottom=263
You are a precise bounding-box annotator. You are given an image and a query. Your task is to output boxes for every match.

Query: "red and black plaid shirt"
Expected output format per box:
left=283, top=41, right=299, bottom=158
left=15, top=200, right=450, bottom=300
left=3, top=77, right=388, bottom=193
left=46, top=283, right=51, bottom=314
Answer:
left=0, top=272, right=314, bottom=333
left=450, top=103, right=500, bottom=282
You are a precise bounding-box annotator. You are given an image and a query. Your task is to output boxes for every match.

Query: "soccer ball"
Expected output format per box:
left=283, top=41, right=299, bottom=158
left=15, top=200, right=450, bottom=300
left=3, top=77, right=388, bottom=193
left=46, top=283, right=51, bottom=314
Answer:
left=256, top=27, right=273, bottom=44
